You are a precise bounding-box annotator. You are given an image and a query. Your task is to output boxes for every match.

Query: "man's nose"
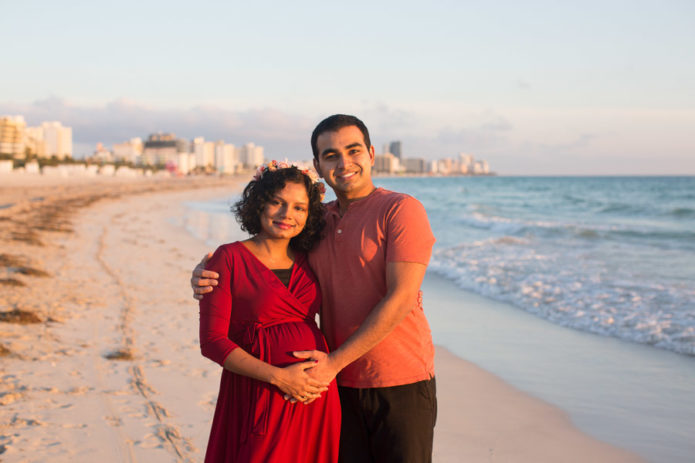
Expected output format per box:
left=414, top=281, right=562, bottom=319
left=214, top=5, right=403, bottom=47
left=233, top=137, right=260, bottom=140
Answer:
left=337, top=153, right=350, bottom=169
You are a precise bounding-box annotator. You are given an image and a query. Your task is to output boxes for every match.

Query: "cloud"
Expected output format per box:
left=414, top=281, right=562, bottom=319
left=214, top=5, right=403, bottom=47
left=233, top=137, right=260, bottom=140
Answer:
left=433, top=111, right=513, bottom=151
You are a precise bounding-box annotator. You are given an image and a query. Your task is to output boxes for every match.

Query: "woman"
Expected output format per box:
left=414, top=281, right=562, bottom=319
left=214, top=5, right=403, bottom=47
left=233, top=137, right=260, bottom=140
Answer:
left=199, top=162, right=340, bottom=463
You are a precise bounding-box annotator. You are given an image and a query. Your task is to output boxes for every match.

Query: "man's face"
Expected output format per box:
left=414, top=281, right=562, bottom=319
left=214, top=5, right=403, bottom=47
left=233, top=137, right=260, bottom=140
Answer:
left=313, top=125, right=375, bottom=201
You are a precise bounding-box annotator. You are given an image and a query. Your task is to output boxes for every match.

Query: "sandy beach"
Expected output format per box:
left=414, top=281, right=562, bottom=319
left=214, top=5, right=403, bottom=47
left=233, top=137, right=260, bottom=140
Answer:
left=1, top=175, right=642, bottom=462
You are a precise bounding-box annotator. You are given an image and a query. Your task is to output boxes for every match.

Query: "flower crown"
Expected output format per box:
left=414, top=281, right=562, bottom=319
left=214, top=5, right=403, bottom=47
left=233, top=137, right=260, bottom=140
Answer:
left=253, top=160, right=326, bottom=200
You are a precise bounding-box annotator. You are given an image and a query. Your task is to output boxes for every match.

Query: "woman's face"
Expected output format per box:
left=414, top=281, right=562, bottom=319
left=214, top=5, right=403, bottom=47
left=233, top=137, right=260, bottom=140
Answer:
left=258, top=181, right=309, bottom=241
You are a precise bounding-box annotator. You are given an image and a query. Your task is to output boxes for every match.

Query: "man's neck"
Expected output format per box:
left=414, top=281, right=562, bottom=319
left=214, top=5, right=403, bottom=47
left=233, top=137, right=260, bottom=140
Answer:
left=336, top=186, right=377, bottom=215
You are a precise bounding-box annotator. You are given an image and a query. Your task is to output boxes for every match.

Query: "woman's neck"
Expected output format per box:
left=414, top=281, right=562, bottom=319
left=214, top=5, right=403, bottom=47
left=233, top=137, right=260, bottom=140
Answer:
left=244, top=235, right=294, bottom=269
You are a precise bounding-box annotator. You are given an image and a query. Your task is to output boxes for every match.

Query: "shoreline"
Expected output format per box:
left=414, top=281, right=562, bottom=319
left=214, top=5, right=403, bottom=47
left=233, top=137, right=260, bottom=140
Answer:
left=1, top=176, right=643, bottom=461
left=424, top=273, right=695, bottom=462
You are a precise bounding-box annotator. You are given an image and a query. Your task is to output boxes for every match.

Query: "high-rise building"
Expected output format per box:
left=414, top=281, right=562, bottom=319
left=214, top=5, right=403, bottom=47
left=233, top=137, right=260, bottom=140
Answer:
left=473, top=160, right=489, bottom=174
left=41, top=121, right=72, bottom=159
left=93, top=142, right=113, bottom=162
left=214, top=141, right=238, bottom=174
left=142, top=133, right=188, bottom=166
left=458, top=153, right=473, bottom=173
left=374, top=153, right=398, bottom=174
left=0, top=116, right=26, bottom=158
left=24, top=126, right=45, bottom=157
left=403, top=157, right=426, bottom=174
left=239, top=142, right=264, bottom=168
left=113, top=137, right=143, bottom=163
left=192, top=137, right=215, bottom=168
left=389, top=141, right=402, bottom=159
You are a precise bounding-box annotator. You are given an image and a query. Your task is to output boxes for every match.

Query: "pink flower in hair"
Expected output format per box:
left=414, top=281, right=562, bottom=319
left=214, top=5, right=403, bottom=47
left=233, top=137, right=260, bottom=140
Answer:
left=253, top=165, right=266, bottom=181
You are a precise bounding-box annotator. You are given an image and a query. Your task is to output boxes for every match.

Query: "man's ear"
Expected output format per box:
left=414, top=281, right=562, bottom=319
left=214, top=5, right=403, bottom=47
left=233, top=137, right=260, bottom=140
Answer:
left=368, top=145, right=375, bottom=166
left=313, top=158, right=323, bottom=178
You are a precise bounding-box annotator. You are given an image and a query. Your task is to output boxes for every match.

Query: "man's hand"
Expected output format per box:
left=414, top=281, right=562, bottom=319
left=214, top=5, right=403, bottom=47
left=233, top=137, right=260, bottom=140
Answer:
left=293, top=350, right=340, bottom=385
left=191, top=252, right=220, bottom=300
left=273, top=361, right=330, bottom=405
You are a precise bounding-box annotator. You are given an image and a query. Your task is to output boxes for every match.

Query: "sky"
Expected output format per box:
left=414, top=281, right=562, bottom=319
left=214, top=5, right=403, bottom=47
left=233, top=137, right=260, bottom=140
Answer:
left=1, top=0, right=694, bottom=175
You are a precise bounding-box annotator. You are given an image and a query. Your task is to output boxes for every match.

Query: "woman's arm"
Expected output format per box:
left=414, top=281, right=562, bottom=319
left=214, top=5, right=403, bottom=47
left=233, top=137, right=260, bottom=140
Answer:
left=221, top=348, right=328, bottom=402
left=199, top=246, right=328, bottom=402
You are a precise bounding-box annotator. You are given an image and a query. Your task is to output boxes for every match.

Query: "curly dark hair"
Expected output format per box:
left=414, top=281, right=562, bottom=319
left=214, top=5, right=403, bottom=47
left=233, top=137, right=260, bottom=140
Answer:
left=233, top=166, right=326, bottom=253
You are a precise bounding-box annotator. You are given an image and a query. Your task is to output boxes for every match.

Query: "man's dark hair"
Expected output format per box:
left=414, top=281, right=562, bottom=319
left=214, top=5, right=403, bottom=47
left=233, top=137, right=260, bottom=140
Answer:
left=233, top=166, right=325, bottom=253
left=310, top=114, right=371, bottom=161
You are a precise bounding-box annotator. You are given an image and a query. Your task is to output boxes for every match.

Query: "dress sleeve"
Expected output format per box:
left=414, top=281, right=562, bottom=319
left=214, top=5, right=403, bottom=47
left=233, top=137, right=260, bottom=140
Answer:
left=385, top=195, right=436, bottom=265
left=199, top=245, right=239, bottom=366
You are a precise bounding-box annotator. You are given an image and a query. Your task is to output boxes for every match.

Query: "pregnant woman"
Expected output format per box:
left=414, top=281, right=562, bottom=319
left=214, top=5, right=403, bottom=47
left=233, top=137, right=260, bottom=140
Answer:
left=199, top=162, right=339, bottom=462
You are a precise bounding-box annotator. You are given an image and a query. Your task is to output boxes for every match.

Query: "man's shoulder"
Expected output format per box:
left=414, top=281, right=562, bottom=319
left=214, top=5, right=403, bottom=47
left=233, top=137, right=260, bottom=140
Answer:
left=373, top=188, right=425, bottom=213
left=373, top=188, right=418, bottom=206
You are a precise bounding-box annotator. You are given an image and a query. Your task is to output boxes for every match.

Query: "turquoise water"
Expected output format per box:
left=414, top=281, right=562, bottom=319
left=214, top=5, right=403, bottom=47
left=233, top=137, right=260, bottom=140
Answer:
left=374, top=176, right=695, bottom=357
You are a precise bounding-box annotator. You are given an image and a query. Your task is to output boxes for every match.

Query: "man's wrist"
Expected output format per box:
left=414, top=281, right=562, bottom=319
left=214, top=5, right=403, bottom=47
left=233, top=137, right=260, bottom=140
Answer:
left=326, top=352, right=347, bottom=376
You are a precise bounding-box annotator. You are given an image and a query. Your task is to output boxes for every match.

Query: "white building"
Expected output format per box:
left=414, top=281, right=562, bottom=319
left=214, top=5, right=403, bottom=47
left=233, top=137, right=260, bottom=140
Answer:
left=25, top=160, right=40, bottom=174
left=473, top=160, right=490, bottom=174
left=113, top=137, right=143, bottom=163
left=92, top=143, right=113, bottom=163
left=458, top=153, right=473, bottom=169
left=374, top=153, right=399, bottom=174
left=214, top=141, right=238, bottom=174
left=403, top=157, right=426, bottom=174
left=40, top=121, right=72, bottom=159
left=192, top=137, right=216, bottom=169
left=239, top=142, right=264, bottom=168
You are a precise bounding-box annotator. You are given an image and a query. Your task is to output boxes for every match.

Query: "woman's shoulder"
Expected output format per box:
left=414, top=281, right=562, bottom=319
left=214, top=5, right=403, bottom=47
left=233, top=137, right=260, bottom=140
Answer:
left=209, top=241, right=247, bottom=265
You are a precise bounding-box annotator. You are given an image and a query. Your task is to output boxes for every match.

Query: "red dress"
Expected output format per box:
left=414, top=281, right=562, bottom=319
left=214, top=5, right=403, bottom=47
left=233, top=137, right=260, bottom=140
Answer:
left=199, top=242, right=341, bottom=463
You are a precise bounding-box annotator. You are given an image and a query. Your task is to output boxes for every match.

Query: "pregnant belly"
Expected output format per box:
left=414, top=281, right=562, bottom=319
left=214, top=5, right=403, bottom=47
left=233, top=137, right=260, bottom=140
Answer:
left=255, top=321, right=328, bottom=367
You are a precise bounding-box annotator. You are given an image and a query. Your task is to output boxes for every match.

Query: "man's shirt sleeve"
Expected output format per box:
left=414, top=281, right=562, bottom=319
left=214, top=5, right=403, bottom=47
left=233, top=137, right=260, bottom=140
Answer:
left=385, top=195, right=436, bottom=264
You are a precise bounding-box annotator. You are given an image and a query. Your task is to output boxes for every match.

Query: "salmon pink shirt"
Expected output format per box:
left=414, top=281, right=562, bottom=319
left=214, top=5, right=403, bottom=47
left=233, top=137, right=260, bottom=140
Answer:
left=308, top=188, right=436, bottom=388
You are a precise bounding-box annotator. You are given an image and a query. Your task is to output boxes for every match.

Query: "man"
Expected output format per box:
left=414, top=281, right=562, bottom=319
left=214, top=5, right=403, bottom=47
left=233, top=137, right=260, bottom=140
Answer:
left=193, top=115, right=437, bottom=462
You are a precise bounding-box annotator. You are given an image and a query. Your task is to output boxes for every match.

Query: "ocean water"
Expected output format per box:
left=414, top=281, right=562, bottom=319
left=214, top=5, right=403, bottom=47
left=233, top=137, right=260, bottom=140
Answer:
left=373, top=176, right=695, bottom=357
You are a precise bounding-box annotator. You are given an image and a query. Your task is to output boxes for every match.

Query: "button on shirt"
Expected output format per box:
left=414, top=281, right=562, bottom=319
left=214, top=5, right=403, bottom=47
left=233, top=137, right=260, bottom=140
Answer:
left=308, top=188, right=436, bottom=388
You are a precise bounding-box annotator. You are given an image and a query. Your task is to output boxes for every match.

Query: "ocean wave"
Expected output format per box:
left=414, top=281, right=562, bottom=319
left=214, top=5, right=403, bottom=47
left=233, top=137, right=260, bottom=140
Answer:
left=598, top=202, right=652, bottom=215
left=430, top=246, right=695, bottom=357
left=451, top=211, right=695, bottom=249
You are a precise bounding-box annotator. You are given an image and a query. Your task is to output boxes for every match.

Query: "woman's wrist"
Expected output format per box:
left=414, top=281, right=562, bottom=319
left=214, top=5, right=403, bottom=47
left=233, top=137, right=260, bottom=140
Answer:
left=266, top=365, right=284, bottom=387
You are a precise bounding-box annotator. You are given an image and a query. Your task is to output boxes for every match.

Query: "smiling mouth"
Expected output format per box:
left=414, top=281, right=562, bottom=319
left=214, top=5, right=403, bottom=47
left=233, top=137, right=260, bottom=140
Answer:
left=337, top=172, right=357, bottom=181
left=273, top=222, right=294, bottom=229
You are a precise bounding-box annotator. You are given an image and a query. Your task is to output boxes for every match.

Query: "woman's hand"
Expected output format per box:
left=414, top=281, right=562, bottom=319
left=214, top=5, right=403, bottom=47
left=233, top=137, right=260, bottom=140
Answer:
left=271, top=361, right=330, bottom=404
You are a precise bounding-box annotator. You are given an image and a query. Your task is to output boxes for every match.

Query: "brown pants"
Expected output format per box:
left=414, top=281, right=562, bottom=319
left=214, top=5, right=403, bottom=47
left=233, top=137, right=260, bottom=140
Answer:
left=337, top=377, right=437, bottom=463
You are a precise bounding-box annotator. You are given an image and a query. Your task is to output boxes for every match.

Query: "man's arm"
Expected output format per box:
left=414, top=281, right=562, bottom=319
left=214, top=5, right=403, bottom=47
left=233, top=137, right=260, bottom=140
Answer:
left=191, top=252, right=219, bottom=300
left=295, top=260, right=427, bottom=384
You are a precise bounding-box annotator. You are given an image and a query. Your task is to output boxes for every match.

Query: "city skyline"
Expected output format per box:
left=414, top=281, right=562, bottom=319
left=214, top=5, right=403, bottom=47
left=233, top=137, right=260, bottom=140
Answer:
left=1, top=1, right=694, bottom=175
